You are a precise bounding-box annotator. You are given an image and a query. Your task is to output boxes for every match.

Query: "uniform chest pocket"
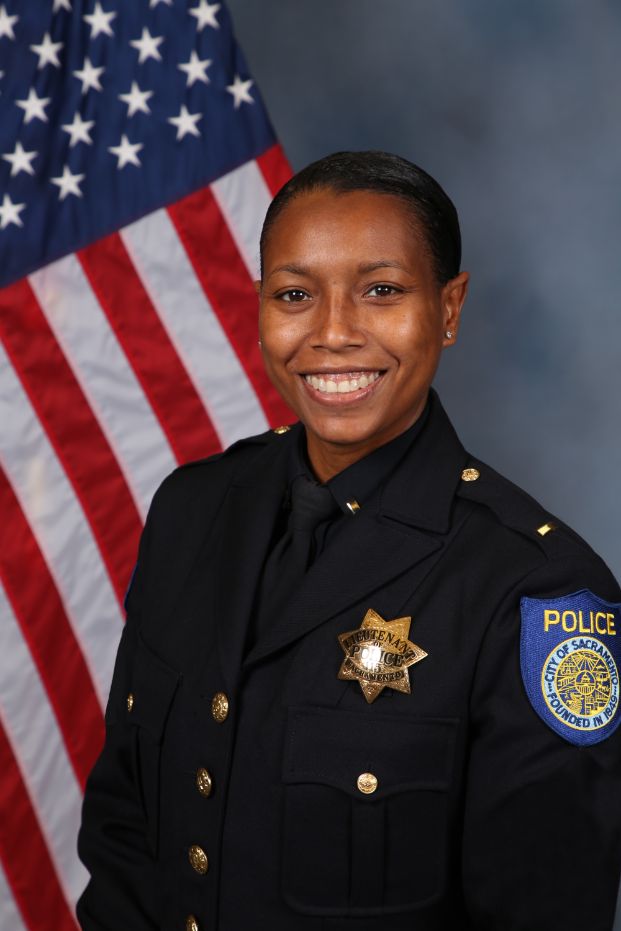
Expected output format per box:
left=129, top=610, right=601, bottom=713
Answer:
left=127, top=634, right=180, bottom=855
left=281, top=706, right=458, bottom=917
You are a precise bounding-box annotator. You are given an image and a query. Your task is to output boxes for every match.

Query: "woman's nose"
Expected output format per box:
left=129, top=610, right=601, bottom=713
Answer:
left=310, top=292, right=365, bottom=350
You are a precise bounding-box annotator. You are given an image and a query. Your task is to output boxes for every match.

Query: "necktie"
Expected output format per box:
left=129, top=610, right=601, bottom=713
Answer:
left=252, top=475, right=339, bottom=644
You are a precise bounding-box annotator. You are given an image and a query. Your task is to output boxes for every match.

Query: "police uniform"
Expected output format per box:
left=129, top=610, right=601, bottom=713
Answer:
left=77, top=390, right=621, bottom=931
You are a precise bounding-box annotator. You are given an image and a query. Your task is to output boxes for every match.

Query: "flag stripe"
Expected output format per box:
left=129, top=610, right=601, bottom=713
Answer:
left=0, top=581, right=89, bottom=904
left=78, top=234, right=223, bottom=464
left=0, top=340, right=123, bottom=708
left=29, top=256, right=178, bottom=519
left=211, top=159, right=273, bottom=281
left=0, top=860, right=28, bottom=931
left=168, top=187, right=293, bottom=426
left=257, top=143, right=293, bottom=197
left=120, top=208, right=270, bottom=447
left=0, top=279, right=141, bottom=606
left=0, top=717, right=78, bottom=931
left=0, top=470, right=105, bottom=789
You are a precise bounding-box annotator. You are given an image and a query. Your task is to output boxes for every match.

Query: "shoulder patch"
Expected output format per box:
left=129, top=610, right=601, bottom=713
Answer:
left=520, top=590, right=621, bottom=746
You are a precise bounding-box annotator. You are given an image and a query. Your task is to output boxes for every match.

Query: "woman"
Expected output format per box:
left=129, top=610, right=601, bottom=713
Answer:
left=77, top=152, right=621, bottom=930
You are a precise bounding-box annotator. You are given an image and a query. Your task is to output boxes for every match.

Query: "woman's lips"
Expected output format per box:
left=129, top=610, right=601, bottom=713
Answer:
left=300, top=370, right=384, bottom=403
left=303, top=371, right=381, bottom=394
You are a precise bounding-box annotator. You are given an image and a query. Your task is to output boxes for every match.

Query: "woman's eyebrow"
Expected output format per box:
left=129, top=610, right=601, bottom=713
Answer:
left=357, top=260, right=407, bottom=273
left=266, top=263, right=311, bottom=279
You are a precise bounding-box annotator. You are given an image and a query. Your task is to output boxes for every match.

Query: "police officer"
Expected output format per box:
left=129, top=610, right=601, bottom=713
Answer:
left=77, top=152, right=621, bottom=930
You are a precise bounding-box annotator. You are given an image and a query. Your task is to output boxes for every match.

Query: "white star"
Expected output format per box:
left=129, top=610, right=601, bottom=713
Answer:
left=130, top=27, right=164, bottom=64
left=226, top=74, right=254, bottom=109
left=83, top=2, right=116, bottom=39
left=168, top=104, right=202, bottom=140
left=61, top=111, right=94, bottom=147
left=178, top=50, right=211, bottom=87
left=30, top=32, right=63, bottom=69
left=0, top=5, right=18, bottom=41
left=118, top=81, right=153, bottom=116
left=108, top=134, right=143, bottom=169
left=51, top=164, right=85, bottom=200
left=16, top=88, right=50, bottom=123
left=0, top=194, right=26, bottom=229
left=189, top=0, right=220, bottom=31
left=53, top=0, right=72, bottom=10
left=0, top=70, right=4, bottom=94
left=2, top=141, right=37, bottom=177
left=73, top=57, right=104, bottom=93
left=150, top=0, right=172, bottom=6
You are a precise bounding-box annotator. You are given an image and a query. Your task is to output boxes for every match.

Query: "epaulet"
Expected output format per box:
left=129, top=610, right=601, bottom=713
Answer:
left=455, top=457, right=590, bottom=560
left=174, top=422, right=298, bottom=473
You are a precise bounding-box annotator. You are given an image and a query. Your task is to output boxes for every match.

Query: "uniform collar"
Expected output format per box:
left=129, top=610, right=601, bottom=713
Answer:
left=292, top=401, right=430, bottom=516
left=232, top=389, right=467, bottom=534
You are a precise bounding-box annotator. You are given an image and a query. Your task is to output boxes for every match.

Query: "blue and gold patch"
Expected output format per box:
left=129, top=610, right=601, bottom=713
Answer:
left=520, top=590, right=621, bottom=746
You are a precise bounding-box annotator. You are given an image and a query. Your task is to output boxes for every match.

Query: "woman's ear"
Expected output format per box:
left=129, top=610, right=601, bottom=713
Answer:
left=441, top=271, right=469, bottom=346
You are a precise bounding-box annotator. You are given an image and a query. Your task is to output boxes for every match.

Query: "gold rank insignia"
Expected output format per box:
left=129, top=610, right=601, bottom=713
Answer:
left=337, top=608, right=427, bottom=703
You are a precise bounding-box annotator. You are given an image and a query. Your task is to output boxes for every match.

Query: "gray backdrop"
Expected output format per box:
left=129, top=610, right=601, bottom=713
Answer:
left=228, top=0, right=621, bottom=580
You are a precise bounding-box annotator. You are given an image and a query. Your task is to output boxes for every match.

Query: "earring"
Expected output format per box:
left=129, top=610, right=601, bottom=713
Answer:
left=257, top=339, right=262, bottom=347
left=445, top=330, right=453, bottom=339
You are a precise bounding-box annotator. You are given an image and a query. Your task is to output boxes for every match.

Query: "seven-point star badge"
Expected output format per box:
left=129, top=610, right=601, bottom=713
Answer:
left=338, top=608, right=427, bottom=703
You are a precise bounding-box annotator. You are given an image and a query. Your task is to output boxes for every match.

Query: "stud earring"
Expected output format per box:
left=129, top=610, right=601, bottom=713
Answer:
left=445, top=330, right=453, bottom=339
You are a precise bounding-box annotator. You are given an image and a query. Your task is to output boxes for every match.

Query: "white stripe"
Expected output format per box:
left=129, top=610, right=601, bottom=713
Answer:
left=121, top=209, right=268, bottom=447
left=0, top=581, right=88, bottom=909
left=29, top=256, right=177, bottom=520
left=0, top=859, right=29, bottom=931
left=0, top=342, right=122, bottom=708
left=210, top=159, right=273, bottom=280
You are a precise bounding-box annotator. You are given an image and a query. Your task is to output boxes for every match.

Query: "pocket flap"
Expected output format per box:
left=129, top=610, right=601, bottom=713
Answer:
left=284, top=707, right=458, bottom=798
left=129, top=634, right=181, bottom=742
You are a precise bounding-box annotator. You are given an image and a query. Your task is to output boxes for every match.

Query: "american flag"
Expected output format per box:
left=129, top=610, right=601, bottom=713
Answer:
left=0, top=1, right=291, bottom=927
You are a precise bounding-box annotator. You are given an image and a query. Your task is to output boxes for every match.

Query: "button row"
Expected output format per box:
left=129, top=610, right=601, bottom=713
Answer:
left=185, top=692, right=226, bottom=924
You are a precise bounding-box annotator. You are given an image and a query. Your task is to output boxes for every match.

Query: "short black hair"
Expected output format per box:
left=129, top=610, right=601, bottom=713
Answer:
left=259, top=150, right=462, bottom=285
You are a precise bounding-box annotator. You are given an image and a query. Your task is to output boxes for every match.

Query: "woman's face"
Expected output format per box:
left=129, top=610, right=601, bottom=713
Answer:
left=258, top=188, right=468, bottom=478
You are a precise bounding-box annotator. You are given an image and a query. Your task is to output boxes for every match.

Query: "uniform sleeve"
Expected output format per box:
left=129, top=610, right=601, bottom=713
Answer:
left=462, top=551, right=621, bottom=931
left=76, top=523, right=160, bottom=930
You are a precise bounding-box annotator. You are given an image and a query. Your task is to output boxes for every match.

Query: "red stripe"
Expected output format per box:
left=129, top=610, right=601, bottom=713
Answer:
left=257, top=143, right=293, bottom=196
left=78, top=235, right=222, bottom=464
left=168, top=189, right=295, bottom=428
left=0, top=279, right=142, bottom=606
left=0, top=722, right=78, bottom=931
left=0, top=468, right=105, bottom=788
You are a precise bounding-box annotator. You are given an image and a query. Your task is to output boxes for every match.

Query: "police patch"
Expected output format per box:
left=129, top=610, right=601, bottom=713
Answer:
left=520, top=590, right=621, bottom=746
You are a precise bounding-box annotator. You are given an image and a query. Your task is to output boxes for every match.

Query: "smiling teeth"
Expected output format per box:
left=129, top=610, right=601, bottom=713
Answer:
left=304, top=372, right=380, bottom=394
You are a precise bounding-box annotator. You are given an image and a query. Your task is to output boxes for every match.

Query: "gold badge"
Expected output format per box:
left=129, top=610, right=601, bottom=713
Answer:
left=337, top=608, right=427, bottom=703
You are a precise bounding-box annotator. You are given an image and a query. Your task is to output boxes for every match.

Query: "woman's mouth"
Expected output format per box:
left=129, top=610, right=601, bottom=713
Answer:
left=302, top=371, right=382, bottom=395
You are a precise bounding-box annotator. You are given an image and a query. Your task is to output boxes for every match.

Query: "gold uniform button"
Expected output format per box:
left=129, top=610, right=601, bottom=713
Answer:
left=461, top=467, right=480, bottom=482
left=357, top=772, right=378, bottom=795
left=126, top=693, right=134, bottom=712
left=273, top=425, right=291, bottom=435
left=188, top=845, right=209, bottom=875
left=211, top=691, right=229, bottom=723
left=196, top=767, right=213, bottom=798
left=186, top=916, right=199, bottom=931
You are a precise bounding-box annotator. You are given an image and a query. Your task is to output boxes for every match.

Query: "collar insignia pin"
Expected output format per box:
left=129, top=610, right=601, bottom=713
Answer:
left=337, top=608, right=427, bottom=703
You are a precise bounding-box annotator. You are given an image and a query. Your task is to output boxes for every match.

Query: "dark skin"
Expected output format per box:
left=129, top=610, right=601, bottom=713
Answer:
left=257, top=188, right=469, bottom=482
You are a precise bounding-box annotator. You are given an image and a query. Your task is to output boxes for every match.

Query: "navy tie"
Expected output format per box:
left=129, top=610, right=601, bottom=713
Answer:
left=252, top=475, right=339, bottom=643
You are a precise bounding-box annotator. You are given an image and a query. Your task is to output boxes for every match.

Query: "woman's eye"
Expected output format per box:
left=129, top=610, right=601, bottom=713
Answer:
left=366, top=284, right=401, bottom=297
left=278, top=289, right=310, bottom=303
